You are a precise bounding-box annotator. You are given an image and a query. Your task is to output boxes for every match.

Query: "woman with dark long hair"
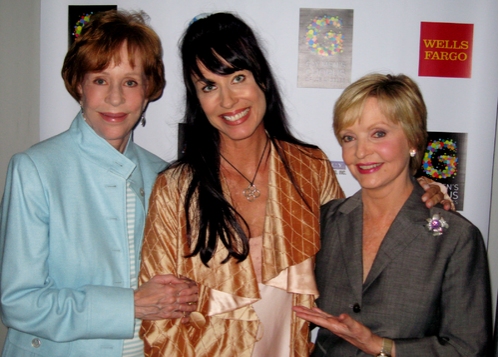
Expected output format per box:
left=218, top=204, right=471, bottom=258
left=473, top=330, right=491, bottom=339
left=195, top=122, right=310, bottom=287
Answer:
left=294, top=73, right=491, bottom=356
left=138, top=13, right=447, bottom=357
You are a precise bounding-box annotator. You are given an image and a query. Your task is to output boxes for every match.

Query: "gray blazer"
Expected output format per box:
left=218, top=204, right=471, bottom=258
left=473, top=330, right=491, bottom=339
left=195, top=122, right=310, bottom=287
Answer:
left=313, top=184, right=492, bottom=356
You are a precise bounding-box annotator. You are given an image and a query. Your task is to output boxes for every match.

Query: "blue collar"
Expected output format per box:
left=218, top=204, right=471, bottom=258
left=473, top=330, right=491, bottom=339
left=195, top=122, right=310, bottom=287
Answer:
left=69, top=111, right=137, bottom=180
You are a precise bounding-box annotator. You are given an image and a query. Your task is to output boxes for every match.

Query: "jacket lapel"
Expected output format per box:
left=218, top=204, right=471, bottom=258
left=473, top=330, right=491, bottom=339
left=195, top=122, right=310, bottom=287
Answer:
left=336, top=192, right=364, bottom=300
left=363, top=184, right=429, bottom=291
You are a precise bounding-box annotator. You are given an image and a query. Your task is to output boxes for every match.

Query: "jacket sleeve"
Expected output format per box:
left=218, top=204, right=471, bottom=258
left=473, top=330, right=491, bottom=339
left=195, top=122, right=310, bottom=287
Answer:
left=0, top=153, right=135, bottom=342
left=139, top=172, right=181, bottom=282
left=139, top=172, right=186, bottom=354
left=394, top=223, right=492, bottom=356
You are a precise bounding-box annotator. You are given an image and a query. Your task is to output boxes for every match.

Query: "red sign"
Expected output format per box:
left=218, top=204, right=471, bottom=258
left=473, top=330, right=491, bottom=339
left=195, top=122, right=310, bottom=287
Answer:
left=419, top=22, right=474, bottom=78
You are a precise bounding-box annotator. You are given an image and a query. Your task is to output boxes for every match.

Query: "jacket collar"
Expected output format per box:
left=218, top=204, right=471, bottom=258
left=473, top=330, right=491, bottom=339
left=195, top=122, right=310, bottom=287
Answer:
left=363, top=183, right=429, bottom=290
left=69, top=111, right=137, bottom=180
left=336, top=180, right=430, bottom=295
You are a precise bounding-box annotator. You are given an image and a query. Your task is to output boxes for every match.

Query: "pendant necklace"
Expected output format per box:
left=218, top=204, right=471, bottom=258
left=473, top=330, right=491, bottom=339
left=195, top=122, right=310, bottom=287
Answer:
left=220, top=138, right=269, bottom=202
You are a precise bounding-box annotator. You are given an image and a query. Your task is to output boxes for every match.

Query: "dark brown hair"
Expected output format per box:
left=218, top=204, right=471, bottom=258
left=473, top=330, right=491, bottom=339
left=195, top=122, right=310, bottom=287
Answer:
left=177, top=13, right=316, bottom=265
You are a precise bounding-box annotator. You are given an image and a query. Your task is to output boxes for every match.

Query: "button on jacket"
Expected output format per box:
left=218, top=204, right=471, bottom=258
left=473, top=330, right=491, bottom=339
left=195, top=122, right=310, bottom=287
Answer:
left=0, top=113, right=166, bottom=357
left=313, top=184, right=492, bottom=356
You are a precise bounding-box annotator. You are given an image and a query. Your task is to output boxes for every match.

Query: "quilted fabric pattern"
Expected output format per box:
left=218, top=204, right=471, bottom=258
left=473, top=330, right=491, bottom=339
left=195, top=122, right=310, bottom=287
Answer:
left=262, top=142, right=343, bottom=282
left=139, top=140, right=344, bottom=357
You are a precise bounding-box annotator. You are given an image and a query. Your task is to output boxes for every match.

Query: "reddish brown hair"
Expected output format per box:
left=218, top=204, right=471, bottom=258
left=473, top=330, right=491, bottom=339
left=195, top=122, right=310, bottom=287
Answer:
left=61, top=10, right=165, bottom=102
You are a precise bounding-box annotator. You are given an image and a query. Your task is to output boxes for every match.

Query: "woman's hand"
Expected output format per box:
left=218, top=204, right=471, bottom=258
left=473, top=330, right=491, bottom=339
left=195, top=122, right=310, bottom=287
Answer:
left=135, top=274, right=198, bottom=322
left=417, top=176, right=455, bottom=211
left=293, top=306, right=393, bottom=356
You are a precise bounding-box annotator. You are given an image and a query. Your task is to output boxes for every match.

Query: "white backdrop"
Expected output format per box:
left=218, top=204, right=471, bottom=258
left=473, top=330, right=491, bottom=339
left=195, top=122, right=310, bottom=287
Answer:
left=40, top=0, right=497, bottom=248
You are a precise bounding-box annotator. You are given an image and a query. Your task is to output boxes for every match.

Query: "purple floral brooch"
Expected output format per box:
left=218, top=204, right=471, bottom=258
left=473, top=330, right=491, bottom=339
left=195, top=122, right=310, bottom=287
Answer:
left=426, top=213, right=449, bottom=236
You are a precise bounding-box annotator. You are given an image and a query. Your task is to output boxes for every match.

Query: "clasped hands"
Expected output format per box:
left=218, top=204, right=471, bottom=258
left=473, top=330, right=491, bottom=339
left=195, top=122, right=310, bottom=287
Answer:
left=135, top=274, right=198, bottom=323
left=132, top=180, right=449, bottom=328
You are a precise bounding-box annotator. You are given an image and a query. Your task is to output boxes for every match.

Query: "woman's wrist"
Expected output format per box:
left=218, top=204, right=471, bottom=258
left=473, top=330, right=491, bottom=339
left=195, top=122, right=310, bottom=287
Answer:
left=364, top=333, right=384, bottom=356
left=374, top=338, right=395, bottom=357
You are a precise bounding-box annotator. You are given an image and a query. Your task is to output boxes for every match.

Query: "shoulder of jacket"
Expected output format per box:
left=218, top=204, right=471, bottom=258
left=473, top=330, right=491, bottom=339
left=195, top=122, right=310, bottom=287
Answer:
left=131, top=143, right=168, bottom=172
left=155, top=163, right=191, bottom=186
left=276, top=140, right=328, bottom=160
left=428, top=206, right=479, bottom=235
left=321, top=197, right=349, bottom=215
left=15, top=132, right=74, bottom=168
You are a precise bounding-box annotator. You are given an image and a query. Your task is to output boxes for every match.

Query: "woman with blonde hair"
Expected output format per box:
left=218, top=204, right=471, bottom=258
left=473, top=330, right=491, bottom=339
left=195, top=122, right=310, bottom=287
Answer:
left=294, top=73, right=492, bottom=356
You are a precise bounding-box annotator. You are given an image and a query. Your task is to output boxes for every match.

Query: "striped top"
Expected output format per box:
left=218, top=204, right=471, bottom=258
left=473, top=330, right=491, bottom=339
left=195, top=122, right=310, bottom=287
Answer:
left=122, top=183, right=144, bottom=357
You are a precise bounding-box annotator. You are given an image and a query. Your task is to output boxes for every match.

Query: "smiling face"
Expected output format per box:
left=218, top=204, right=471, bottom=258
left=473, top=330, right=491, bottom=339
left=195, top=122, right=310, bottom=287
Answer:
left=339, top=97, right=414, bottom=193
left=78, top=44, right=148, bottom=153
left=193, top=64, right=267, bottom=145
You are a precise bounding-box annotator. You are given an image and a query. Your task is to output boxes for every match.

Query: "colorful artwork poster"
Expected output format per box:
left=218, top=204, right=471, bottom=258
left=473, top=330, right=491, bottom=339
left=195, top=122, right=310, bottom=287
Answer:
left=68, top=5, right=117, bottom=47
left=416, top=132, right=467, bottom=211
left=418, top=22, right=474, bottom=78
left=298, top=8, right=353, bottom=89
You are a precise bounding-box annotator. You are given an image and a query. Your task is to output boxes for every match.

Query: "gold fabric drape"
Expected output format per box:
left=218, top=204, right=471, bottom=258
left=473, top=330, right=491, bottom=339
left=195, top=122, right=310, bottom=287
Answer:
left=139, top=141, right=344, bottom=357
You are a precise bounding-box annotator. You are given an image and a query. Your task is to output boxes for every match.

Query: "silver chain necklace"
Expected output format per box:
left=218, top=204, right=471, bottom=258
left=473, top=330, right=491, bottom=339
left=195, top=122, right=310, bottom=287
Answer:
left=220, top=138, right=269, bottom=202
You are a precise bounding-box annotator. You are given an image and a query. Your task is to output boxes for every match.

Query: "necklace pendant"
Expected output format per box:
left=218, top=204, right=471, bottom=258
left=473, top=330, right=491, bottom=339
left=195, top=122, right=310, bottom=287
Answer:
left=243, top=184, right=260, bottom=202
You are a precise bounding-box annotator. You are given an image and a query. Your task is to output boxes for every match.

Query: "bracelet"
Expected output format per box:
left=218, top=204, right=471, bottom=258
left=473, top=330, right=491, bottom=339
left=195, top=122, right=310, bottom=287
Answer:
left=375, top=338, right=393, bottom=357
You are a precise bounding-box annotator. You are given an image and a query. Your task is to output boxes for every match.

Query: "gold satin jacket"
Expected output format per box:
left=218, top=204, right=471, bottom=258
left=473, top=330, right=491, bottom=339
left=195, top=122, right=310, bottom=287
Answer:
left=139, top=141, right=344, bottom=357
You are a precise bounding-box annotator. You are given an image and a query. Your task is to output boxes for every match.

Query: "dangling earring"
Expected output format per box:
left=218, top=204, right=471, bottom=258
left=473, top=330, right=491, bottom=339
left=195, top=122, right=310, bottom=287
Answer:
left=410, top=149, right=416, bottom=157
left=140, top=113, right=146, bottom=127
left=80, top=105, right=86, bottom=121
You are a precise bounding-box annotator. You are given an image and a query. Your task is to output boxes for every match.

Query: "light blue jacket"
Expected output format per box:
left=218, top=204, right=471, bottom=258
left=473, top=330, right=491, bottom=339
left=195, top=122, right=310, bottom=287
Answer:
left=0, top=113, right=167, bottom=357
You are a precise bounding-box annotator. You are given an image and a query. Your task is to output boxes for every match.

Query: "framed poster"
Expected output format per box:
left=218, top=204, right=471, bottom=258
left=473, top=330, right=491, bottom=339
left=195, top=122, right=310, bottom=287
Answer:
left=297, top=8, right=354, bottom=89
left=416, top=132, right=468, bottom=210
left=68, top=5, right=117, bottom=47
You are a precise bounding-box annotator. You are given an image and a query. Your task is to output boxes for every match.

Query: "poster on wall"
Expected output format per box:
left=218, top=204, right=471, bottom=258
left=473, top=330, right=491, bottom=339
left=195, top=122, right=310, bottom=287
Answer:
left=331, top=161, right=348, bottom=176
left=297, top=8, right=354, bottom=89
left=68, top=5, right=117, bottom=47
left=418, top=22, right=474, bottom=78
left=416, top=132, right=467, bottom=210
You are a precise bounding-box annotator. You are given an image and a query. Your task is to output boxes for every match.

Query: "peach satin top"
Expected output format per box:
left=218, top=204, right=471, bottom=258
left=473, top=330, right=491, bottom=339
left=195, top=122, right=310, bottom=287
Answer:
left=139, top=141, right=344, bottom=357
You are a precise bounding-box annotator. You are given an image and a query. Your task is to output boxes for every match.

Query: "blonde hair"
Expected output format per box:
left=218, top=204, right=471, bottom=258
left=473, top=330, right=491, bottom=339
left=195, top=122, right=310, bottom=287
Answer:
left=333, top=73, right=427, bottom=173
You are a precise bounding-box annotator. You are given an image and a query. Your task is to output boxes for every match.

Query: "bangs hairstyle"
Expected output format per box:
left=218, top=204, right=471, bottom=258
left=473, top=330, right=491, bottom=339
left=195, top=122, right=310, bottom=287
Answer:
left=182, top=12, right=268, bottom=92
left=333, top=73, right=428, bottom=173
left=61, top=10, right=165, bottom=102
left=180, top=12, right=295, bottom=139
left=176, top=12, right=314, bottom=266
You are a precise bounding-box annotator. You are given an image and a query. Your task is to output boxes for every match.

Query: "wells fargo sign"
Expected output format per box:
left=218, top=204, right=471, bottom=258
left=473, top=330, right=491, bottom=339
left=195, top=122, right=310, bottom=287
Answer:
left=419, top=22, right=474, bottom=78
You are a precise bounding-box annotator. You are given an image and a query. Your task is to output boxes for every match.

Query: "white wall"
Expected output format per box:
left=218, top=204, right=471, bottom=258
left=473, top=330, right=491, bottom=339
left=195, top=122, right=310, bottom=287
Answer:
left=0, top=0, right=41, bottom=348
left=0, top=0, right=41, bottom=191
left=40, top=0, right=497, bottom=247
left=488, top=117, right=498, bottom=320
left=0, top=0, right=496, bottom=351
